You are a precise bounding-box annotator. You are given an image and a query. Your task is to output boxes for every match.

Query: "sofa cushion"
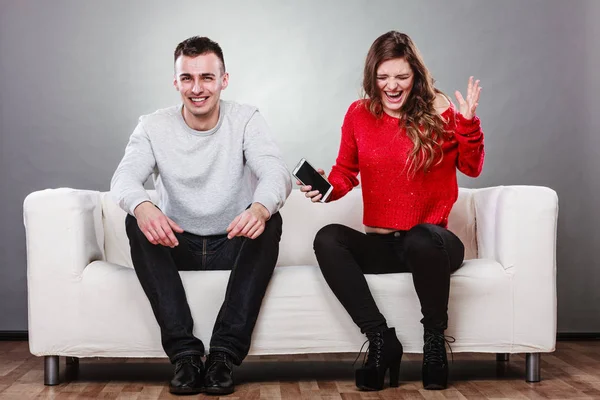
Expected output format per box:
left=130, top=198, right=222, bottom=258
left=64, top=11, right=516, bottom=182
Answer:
left=62, top=258, right=508, bottom=358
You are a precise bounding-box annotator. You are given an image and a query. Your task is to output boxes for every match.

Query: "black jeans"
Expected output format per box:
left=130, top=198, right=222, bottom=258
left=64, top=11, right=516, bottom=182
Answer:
left=313, top=223, right=465, bottom=332
left=125, top=212, right=283, bottom=365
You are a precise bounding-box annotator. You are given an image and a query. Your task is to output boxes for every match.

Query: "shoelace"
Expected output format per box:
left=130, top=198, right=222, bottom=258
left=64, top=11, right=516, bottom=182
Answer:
left=174, top=356, right=202, bottom=373
left=352, top=332, right=385, bottom=367
left=210, top=352, right=229, bottom=363
left=423, top=333, right=455, bottom=364
left=207, top=352, right=232, bottom=373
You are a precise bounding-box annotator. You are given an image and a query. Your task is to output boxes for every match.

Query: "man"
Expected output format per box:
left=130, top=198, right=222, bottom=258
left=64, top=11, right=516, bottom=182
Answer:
left=110, top=36, right=291, bottom=395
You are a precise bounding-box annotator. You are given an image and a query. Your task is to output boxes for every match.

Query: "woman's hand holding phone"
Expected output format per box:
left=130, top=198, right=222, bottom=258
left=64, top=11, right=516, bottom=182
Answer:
left=297, top=168, right=328, bottom=203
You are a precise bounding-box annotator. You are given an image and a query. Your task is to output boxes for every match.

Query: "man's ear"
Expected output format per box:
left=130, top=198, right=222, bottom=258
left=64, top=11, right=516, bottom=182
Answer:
left=221, top=72, right=229, bottom=90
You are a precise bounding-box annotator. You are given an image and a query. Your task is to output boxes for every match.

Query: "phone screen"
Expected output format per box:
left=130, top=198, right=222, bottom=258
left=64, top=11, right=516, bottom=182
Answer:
left=295, top=160, right=332, bottom=195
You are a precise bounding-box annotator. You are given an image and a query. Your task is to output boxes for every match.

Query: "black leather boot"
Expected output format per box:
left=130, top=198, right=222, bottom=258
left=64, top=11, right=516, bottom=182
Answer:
left=204, top=351, right=235, bottom=395
left=422, top=328, right=450, bottom=390
left=169, top=355, right=205, bottom=395
left=355, top=327, right=403, bottom=391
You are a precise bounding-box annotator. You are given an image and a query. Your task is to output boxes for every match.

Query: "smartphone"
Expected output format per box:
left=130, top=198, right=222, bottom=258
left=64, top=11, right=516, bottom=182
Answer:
left=292, top=158, right=333, bottom=203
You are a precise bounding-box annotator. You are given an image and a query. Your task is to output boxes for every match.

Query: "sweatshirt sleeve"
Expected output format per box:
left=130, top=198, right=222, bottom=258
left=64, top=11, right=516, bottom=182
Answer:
left=454, top=111, right=485, bottom=178
left=327, top=103, right=361, bottom=201
left=243, top=111, right=292, bottom=217
left=110, top=119, right=156, bottom=215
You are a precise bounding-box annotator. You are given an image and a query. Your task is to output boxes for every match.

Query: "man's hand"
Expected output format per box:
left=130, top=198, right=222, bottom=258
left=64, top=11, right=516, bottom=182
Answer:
left=133, top=201, right=184, bottom=247
left=226, top=203, right=270, bottom=240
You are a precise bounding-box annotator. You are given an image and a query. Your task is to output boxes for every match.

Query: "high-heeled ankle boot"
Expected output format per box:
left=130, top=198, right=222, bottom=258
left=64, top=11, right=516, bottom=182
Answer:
left=355, top=327, right=403, bottom=391
left=422, top=328, right=450, bottom=390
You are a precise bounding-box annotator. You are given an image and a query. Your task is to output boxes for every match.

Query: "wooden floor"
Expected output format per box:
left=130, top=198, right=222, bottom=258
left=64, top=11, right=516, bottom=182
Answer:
left=2, top=341, right=600, bottom=399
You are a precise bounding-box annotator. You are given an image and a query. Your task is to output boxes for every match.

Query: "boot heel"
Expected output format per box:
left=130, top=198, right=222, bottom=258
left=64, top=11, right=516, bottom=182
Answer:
left=355, top=367, right=385, bottom=391
left=389, top=357, right=401, bottom=387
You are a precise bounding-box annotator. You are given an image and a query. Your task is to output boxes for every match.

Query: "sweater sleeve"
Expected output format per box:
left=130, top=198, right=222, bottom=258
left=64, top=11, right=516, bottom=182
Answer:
left=327, top=103, right=361, bottom=201
left=110, top=119, right=156, bottom=215
left=243, top=111, right=292, bottom=217
left=454, top=112, right=485, bottom=177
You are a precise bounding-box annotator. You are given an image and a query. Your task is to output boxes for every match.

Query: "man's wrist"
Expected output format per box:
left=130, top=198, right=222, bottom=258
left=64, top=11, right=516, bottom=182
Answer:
left=133, top=201, right=154, bottom=217
left=251, top=202, right=270, bottom=220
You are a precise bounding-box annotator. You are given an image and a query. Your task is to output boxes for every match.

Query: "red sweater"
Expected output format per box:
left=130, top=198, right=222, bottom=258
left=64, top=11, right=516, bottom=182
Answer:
left=328, top=100, right=484, bottom=230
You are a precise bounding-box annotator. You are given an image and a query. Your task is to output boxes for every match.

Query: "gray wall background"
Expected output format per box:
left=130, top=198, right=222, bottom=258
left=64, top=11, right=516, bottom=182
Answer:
left=0, top=0, right=597, bottom=332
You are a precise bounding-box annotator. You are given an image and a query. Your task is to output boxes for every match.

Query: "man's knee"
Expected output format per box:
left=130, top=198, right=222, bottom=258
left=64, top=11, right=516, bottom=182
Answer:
left=263, top=212, right=283, bottom=238
left=125, top=213, right=138, bottom=233
left=125, top=213, right=145, bottom=241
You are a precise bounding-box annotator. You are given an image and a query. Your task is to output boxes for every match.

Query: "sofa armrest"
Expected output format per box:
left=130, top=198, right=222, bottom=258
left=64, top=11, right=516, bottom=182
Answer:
left=474, top=185, right=558, bottom=351
left=24, top=188, right=105, bottom=277
left=23, top=188, right=105, bottom=354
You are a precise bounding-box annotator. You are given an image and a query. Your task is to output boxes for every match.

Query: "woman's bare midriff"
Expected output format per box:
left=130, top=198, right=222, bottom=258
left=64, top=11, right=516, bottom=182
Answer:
left=364, top=225, right=398, bottom=234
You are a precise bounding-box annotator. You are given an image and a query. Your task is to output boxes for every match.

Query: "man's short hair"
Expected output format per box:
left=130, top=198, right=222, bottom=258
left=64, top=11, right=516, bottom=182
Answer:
left=174, top=36, right=225, bottom=74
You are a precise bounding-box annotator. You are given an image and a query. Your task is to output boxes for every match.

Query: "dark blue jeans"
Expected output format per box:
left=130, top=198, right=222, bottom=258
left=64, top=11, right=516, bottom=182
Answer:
left=125, top=212, right=283, bottom=365
left=313, top=223, right=465, bottom=332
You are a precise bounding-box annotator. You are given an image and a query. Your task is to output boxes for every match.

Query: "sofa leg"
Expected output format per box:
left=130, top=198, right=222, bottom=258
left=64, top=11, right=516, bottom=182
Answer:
left=44, top=356, right=60, bottom=386
left=526, top=353, right=541, bottom=382
left=66, top=357, right=79, bottom=367
left=496, top=353, right=509, bottom=362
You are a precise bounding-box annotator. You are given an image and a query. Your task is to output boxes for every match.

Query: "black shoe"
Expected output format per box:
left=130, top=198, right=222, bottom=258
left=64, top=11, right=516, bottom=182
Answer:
left=204, top=351, right=235, bottom=395
left=169, top=355, right=205, bottom=395
left=422, top=328, right=453, bottom=390
left=355, top=327, right=403, bottom=391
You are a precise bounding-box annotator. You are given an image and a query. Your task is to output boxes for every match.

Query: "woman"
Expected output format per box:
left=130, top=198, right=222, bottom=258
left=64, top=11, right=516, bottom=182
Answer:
left=300, top=31, right=484, bottom=391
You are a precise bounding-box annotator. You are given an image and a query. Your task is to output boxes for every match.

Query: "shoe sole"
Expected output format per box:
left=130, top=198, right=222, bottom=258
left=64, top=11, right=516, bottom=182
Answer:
left=356, top=384, right=382, bottom=391
left=169, top=386, right=204, bottom=395
left=204, top=386, right=234, bottom=395
left=423, top=383, right=446, bottom=390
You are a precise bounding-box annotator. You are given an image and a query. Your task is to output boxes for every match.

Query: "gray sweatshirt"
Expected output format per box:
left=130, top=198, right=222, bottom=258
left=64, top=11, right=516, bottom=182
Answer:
left=110, top=100, right=292, bottom=236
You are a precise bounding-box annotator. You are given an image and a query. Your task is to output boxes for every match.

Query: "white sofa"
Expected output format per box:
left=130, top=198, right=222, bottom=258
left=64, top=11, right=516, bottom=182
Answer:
left=23, top=185, right=558, bottom=385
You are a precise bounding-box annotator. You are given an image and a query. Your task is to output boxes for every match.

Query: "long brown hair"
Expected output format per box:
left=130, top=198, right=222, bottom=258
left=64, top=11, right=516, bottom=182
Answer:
left=363, top=31, right=447, bottom=175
